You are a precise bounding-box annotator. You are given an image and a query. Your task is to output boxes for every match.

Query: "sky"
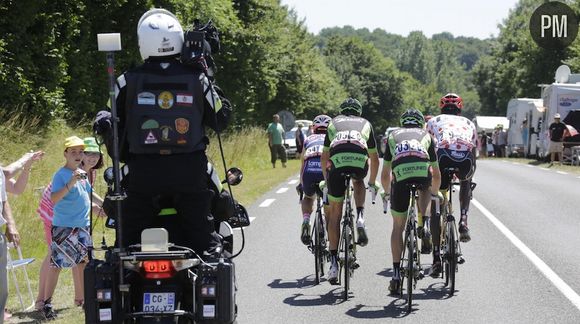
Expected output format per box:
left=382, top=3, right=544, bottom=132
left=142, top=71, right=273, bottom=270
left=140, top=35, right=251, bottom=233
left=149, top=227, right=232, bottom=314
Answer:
left=280, top=0, right=521, bottom=39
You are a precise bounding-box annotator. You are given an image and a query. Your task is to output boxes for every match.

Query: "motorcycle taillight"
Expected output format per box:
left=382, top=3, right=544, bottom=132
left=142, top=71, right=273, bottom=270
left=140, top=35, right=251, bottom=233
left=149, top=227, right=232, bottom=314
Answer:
left=141, top=260, right=176, bottom=279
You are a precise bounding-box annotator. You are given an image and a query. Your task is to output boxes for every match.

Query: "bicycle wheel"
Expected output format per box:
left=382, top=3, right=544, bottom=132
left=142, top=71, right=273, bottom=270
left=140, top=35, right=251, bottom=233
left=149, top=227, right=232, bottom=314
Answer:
left=342, top=220, right=350, bottom=300
left=448, top=221, right=457, bottom=296
left=406, top=227, right=414, bottom=312
left=399, top=229, right=408, bottom=297
left=313, top=214, right=321, bottom=285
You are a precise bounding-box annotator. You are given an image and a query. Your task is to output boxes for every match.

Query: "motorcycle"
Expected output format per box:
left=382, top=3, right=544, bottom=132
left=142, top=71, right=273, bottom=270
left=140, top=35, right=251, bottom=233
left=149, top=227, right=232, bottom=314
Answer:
left=85, top=167, right=247, bottom=324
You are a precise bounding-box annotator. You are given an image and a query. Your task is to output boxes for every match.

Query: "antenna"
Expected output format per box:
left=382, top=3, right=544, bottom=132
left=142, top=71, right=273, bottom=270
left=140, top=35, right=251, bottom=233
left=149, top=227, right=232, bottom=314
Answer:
left=554, top=65, right=571, bottom=83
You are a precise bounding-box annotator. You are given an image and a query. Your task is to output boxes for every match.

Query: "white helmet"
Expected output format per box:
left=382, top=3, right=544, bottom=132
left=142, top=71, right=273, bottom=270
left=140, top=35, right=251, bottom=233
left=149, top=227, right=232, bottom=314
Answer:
left=137, top=8, right=184, bottom=60
left=312, top=114, right=331, bottom=133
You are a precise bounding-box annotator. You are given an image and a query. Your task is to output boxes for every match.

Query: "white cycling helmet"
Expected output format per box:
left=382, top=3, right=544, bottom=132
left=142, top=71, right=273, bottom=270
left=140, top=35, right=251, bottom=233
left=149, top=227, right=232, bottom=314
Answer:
left=312, top=114, right=331, bottom=133
left=137, top=8, right=184, bottom=60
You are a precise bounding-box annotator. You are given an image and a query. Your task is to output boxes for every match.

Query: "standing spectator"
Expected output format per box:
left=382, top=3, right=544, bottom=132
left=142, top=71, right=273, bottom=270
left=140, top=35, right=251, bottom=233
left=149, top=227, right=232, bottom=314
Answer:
left=1, top=151, right=42, bottom=321
left=521, top=119, right=529, bottom=156
left=1, top=165, right=20, bottom=323
left=492, top=126, right=500, bottom=157
left=35, top=137, right=105, bottom=314
left=548, top=113, right=567, bottom=165
left=267, top=114, right=287, bottom=168
left=295, top=123, right=305, bottom=158
left=480, top=131, right=489, bottom=158
left=498, top=125, right=508, bottom=157
left=40, top=136, right=95, bottom=319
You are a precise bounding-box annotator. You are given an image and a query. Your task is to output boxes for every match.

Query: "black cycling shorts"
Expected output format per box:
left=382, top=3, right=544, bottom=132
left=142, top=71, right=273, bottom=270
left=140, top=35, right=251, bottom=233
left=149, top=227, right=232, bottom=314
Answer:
left=437, top=148, right=476, bottom=190
left=390, top=175, right=432, bottom=217
left=326, top=143, right=369, bottom=202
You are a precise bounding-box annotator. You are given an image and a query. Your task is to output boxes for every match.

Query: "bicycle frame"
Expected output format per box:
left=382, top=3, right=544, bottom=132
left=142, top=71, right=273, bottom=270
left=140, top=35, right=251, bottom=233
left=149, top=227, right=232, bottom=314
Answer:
left=399, top=184, right=423, bottom=312
left=309, top=188, right=327, bottom=285
left=338, top=174, right=357, bottom=300
left=439, top=168, right=463, bottom=295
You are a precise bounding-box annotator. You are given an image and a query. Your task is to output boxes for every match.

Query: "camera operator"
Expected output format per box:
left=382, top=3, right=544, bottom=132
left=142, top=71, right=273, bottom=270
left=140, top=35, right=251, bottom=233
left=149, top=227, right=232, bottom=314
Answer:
left=94, top=8, right=232, bottom=257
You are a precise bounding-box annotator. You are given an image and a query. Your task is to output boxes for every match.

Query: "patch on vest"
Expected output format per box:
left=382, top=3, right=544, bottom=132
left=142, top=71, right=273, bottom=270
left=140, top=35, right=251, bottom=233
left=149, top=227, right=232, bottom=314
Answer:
left=158, top=91, right=174, bottom=109
left=175, top=118, right=190, bottom=134
left=176, top=93, right=193, bottom=106
left=160, top=126, right=172, bottom=142
left=145, top=131, right=158, bottom=144
left=141, top=119, right=159, bottom=129
left=137, top=92, right=155, bottom=105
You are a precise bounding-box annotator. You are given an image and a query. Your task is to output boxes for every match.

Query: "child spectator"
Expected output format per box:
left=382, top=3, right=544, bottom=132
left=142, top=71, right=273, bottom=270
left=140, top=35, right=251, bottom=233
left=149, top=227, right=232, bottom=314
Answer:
left=38, top=136, right=102, bottom=319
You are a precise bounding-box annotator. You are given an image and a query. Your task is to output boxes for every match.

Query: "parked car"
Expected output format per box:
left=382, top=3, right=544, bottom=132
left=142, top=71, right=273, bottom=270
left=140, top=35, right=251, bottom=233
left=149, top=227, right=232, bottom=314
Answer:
left=284, top=120, right=313, bottom=158
left=380, top=127, right=400, bottom=156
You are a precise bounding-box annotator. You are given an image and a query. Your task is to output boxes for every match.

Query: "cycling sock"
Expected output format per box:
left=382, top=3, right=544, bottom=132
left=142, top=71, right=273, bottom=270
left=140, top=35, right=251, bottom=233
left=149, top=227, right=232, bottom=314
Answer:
left=356, top=207, right=364, bottom=218
left=330, top=250, right=338, bottom=264
left=433, top=248, right=441, bottom=261
left=460, top=213, right=468, bottom=224
left=423, top=216, right=430, bottom=230
left=302, top=213, right=310, bottom=223
left=393, top=262, right=401, bottom=279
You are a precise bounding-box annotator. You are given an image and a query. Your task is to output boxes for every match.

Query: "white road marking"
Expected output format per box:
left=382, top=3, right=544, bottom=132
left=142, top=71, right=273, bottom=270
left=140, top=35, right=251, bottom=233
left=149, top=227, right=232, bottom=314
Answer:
left=540, top=168, right=550, bottom=171
left=288, top=179, right=298, bottom=185
left=473, top=199, right=580, bottom=312
left=250, top=217, right=256, bottom=222
left=259, top=199, right=275, bottom=207
left=512, top=162, right=520, bottom=165
left=577, top=176, right=580, bottom=179
left=526, top=165, right=534, bottom=168
left=276, top=187, right=289, bottom=194
left=556, top=171, right=568, bottom=175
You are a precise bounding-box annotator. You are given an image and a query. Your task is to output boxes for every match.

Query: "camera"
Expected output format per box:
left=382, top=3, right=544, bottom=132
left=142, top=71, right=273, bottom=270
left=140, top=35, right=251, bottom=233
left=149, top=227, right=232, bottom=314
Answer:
left=79, top=172, right=88, bottom=180
left=181, top=19, right=220, bottom=78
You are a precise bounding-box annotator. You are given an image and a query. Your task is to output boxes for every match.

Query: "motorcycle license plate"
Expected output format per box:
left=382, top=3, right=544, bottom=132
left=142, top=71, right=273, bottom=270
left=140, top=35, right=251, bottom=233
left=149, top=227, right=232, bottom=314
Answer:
left=143, top=292, right=175, bottom=313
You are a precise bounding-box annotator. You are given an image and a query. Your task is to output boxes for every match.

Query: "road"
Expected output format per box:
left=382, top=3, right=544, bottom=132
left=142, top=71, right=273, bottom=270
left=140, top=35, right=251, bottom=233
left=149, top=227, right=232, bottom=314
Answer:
left=232, top=159, right=580, bottom=323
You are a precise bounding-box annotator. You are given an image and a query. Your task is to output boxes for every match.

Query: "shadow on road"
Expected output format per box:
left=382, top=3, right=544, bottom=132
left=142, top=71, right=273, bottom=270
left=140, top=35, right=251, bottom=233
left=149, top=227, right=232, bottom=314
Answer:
left=267, top=276, right=314, bottom=289
left=377, top=268, right=394, bottom=278
left=282, top=289, right=344, bottom=307
left=344, top=282, right=455, bottom=319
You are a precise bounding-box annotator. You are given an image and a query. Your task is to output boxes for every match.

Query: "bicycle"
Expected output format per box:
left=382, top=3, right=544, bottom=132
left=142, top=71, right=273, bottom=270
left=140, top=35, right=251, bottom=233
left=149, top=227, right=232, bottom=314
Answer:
left=338, top=173, right=359, bottom=300
left=398, top=183, right=425, bottom=312
left=298, top=184, right=328, bottom=285
left=436, top=167, right=468, bottom=296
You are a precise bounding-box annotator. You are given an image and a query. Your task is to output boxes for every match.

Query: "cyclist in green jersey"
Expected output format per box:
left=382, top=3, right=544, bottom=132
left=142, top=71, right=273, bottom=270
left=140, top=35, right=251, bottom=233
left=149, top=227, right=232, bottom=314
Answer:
left=320, top=98, right=380, bottom=284
left=380, top=109, right=441, bottom=294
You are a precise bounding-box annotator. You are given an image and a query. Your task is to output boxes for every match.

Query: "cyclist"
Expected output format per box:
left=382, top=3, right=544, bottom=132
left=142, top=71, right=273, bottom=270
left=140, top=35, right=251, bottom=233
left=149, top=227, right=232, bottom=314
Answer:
left=381, top=109, right=440, bottom=294
left=426, top=93, right=477, bottom=276
left=299, top=115, right=332, bottom=245
left=320, top=98, right=380, bottom=284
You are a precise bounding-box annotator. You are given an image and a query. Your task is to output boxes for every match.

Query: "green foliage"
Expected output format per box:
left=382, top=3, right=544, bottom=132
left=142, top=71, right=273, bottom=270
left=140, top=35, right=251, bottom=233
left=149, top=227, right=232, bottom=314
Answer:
left=322, top=36, right=405, bottom=130
left=317, top=26, right=485, bottom=122
left=0, top=0, right=345, bottom=127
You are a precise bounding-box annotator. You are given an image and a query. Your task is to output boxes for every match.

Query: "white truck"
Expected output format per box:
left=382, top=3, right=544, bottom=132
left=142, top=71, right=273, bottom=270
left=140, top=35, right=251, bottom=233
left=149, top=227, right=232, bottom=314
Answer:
left=506, top=98, right=543, bottom=157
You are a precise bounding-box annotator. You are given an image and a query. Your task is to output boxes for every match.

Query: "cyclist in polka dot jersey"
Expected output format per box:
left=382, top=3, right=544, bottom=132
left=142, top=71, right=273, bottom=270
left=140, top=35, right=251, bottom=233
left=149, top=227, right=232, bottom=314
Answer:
left=426, top=93, right=478, bottom=277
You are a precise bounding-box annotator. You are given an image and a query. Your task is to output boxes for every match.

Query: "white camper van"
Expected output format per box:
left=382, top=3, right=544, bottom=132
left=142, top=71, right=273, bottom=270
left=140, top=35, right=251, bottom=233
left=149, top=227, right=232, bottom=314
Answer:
left=537, top=82, right=580, bottom=158
left=506, top=98, right=542, bottom=157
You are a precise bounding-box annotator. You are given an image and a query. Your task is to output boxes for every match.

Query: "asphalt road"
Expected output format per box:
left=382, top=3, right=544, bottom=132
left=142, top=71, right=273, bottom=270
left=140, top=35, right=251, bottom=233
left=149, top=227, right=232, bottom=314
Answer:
left=232, top=159, right=580, bottom=323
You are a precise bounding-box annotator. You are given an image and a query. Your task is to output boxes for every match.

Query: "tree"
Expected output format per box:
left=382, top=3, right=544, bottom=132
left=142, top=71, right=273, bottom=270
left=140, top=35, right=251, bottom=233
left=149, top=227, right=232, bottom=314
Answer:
left=323, top=36, right=406, bottom=130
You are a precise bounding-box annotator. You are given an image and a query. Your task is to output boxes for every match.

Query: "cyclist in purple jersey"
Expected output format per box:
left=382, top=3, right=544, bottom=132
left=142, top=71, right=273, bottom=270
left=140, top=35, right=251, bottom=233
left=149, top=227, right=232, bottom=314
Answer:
left=300, top=115, right=331, bottom=244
